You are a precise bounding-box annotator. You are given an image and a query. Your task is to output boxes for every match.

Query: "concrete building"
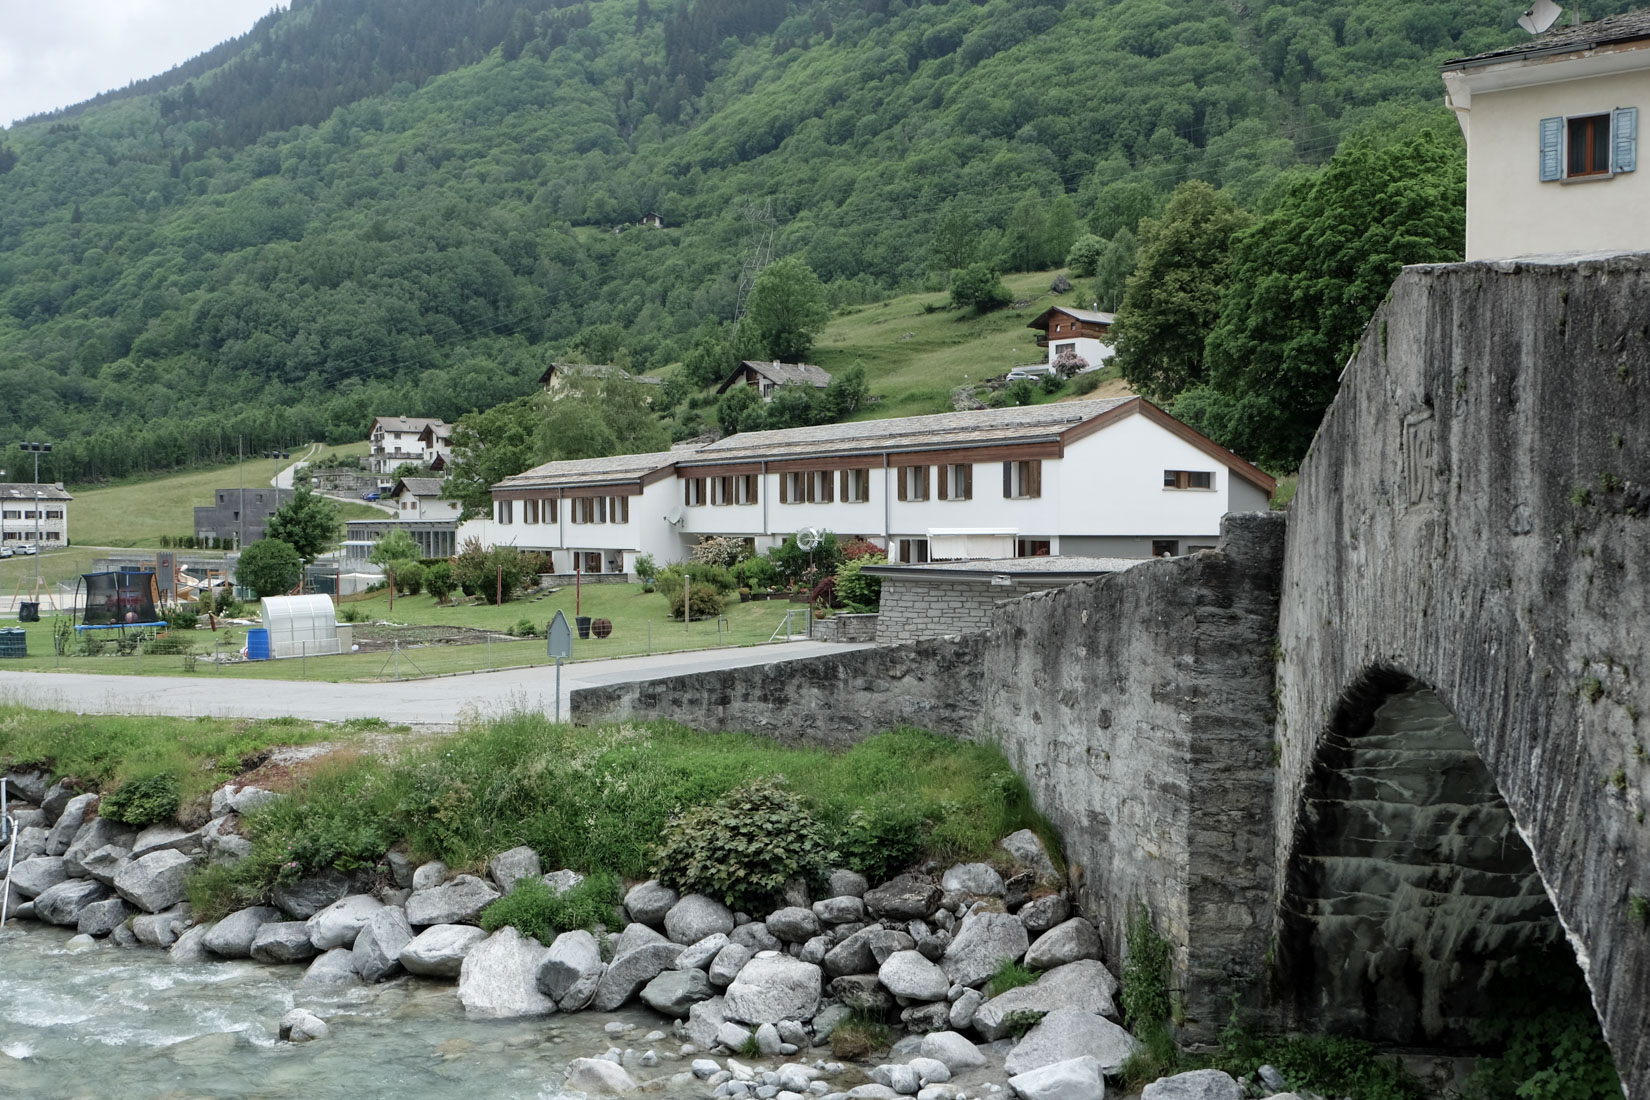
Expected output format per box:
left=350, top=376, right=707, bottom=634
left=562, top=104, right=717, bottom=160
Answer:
left=1443, top=11, right=1648, bottom=259
left=193, top=487, right=293, bottom=548
left=485, top=397, right=1274, bottom=577
left=0, top=483, right=71, bottom=548
left=343, top=518, right=459, bottom=563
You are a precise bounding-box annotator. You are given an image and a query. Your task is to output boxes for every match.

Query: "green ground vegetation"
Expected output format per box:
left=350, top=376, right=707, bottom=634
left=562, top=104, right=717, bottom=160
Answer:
left=180, top=714, right=1053, bottom=922
left=0, top=706, right=343, bottom=813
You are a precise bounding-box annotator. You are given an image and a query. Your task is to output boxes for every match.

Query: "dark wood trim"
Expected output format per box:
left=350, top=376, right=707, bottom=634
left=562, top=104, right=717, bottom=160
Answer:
left=1058, top=397, right=1274, bottom=495
left=676, top=462, right=764, bottom=479
left=759, top=456, right=883, bottom=474
left=640, top=465, right=679, bottom=488
left=496, top=483, right=642, bottom=500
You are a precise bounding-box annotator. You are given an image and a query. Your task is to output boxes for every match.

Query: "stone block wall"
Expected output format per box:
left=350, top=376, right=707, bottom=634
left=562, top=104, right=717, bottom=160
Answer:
left=811, top=613, right=880, bottom=643
left=876, top=578, right=1034, bottom=643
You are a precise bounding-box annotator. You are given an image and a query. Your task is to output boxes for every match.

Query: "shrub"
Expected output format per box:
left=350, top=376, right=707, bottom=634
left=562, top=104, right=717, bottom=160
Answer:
left=690, top=536, right=750, bottom=568
left=840, top=538, right=884, bottom=561
left=1039, top=372, right=1064, bottom=394
left=669, top=583, right=726, bottom=621
left=338, top=604, right=367, bottom=623
left=165, top=605, right=200, bottom=631
left=652, top=777, right=835, bottom=911
left=511, top=618, right=537, bottom=637
left=1002, top=1009, right=1047, bottom=1039
left=831, top=1011, right=893, bottom=1060
left=425, top=561, right=455, bottom=603
left=949, top=263, right=1012, bottom=312
left=143, top=633, right=195, bottom=656
left=1007, top=379, right=1036, bottom=406
left=479, top=871, right=622, bottom=945
left=769, top=530, right=843, bottom=586
left=213, top=588, right=240, bottom=615
left=1121, top=902, right=1173, bottom=1030
left=394, top=561, right=426, bottom=596
left=633, top=553, right=659, bottom=584
left=1070, top=371, right=1104, bottom=395
left=101, top=772, right=181, bottom=827
left=834, top=556, right=886, bottom=607
left=834, top=803, right=925, bottom=882
left=732, top=555, right=779, bottom=591
left=658, top=562, right=738, bottom=596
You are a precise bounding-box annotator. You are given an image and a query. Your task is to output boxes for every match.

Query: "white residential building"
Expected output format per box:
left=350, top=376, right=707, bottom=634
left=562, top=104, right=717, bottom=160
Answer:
left=1026, top=306, right=1115, bottom=369
left=0, top=483, right=71, bottom=548
left=368, top=417, right=453, bottom=477
left=486, top=398, right=1274, bottom=576
left=1443, top=11, right=1647, bottom=260
left=388, top=477, right=461, bottom=521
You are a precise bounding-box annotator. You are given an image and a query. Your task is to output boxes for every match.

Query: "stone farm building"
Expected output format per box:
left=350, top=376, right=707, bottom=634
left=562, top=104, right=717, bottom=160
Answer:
left=483, top=397, right=1274, bottom=577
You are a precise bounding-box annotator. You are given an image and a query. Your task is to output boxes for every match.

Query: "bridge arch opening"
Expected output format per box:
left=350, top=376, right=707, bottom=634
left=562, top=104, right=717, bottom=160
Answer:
left=1277, top=668, right=1608, bottom=1063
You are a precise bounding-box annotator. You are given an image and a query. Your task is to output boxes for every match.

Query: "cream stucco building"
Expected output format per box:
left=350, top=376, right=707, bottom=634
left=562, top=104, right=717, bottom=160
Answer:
left=1443, top=11, right=1648, bottom=260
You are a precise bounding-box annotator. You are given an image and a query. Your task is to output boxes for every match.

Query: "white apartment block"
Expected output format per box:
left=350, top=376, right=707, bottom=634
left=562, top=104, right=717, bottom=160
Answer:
left=0, top=484, right=72, bottom=547
left=485, top=398, right=1274, bottom=576
left=388, top=477, right=461, bottom=521
left=368, top=417, right=453, bottom=478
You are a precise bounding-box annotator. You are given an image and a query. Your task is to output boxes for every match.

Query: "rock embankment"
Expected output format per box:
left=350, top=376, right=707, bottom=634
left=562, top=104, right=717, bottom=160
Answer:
left=1, top=769, right=1273, bottom=1100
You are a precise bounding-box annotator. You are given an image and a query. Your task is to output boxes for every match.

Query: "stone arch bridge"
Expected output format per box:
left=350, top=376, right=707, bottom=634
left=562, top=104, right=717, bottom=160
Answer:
left=572, top=255, right=1650, bottom=1094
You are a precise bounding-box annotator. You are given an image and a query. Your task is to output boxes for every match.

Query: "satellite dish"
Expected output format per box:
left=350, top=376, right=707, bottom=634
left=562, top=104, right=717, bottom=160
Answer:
left=795, top=527, right=821, bottom=551
left=1518, top=0, right=1562, bottom=34
left=664, top=504, right=685, bottom=526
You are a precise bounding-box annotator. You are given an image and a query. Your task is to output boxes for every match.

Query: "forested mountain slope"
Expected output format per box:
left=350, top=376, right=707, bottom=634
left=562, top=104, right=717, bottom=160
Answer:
left=0, top=0, right=1630, bottom=482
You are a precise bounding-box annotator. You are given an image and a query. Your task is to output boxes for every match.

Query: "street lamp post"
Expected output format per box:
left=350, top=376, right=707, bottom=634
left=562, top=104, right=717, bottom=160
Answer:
left=20, top=443, right=51, bottom=592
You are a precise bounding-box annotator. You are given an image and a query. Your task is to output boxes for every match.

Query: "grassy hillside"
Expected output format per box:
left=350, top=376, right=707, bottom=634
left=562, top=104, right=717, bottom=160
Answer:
left=71, top=442, right=370, bottom=548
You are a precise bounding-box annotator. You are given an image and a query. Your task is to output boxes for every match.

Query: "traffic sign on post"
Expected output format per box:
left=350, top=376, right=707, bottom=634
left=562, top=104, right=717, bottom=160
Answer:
left=547, top=610, right=573, bottom=659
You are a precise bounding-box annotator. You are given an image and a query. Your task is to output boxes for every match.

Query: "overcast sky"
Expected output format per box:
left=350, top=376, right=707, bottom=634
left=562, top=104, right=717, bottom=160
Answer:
left=0, top=1, right=287, bottom=128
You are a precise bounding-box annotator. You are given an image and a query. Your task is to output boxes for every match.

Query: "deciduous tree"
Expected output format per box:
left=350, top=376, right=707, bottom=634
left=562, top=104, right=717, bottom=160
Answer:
left=236, top=538, right=302, bottom=598
left=739, top=257, right=829, bottom=362
left=266, top=487, right=340, bottom=563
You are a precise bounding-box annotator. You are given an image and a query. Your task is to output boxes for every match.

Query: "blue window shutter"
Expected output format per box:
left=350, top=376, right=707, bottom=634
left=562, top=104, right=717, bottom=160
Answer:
left=1613, top=106, right=1638, bottom=173
left=1539, top=116, right=1564, bottom=180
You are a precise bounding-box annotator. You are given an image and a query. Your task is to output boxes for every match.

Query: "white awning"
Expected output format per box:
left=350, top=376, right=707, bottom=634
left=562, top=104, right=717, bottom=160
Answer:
left=927, top=527, right=1017, bottom=560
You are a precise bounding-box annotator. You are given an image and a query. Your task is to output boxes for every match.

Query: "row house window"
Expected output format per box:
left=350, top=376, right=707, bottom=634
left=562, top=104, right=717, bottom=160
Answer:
left=1004, top=460, right=1043, bottom=499
left=497, top=500, right=513, bottom=524
left=711, top=475, right=760, bottom=506
left=1163, top=469, right=1213, bottom=490
left=571, top=496, right=629, bottom=524
left=685, top=478, right=707, bottom=507
left=896, top=465, right=929, bottom=502
left=938, top=464, right=972, bottom=501
left=780, top=471, right=834, bottom=504
left=522, top=499, right=559, bottom=525
left=840, top=469, right=870, bottom=503
left=896, top=538, right=930, bottom=563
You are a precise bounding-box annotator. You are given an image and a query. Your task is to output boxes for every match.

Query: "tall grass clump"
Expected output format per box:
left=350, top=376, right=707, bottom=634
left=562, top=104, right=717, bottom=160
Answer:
left=479, top=872, right=622, bottom=944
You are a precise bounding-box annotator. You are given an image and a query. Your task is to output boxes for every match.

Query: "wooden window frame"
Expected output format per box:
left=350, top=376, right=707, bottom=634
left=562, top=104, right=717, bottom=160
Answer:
left=1003, top=460, right=1042, bottom=499
left=736, top=474, right=759, bottom=505
left=1568, top=113, right=1612, bottom=178
left=938, top=463, right=973, bottom=502
left=497, top=499, right=513, bottom=525
left=609, top=496, right=628, bottom=524
left=840, top=468, right=870, bottom=503
left=684, top=478, right=706, bottom=507
left=1163, top=469, right=1214, bottom=491
left=780, top=471, right=805, bottom=504
left=897, top=537, right=931, bottom=564
left=896, top=465, right=930, bottom=502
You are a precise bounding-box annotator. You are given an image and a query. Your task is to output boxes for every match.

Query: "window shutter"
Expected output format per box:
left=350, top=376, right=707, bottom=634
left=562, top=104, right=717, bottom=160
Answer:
left=921, top=466, right=931, bottom=501
left=897, top=469, right=907, bottom=502
left=823, top=473, right=833, bottom=503
left=962, top=464, right=973, bottom=500
left=938, top=465, right=950, bottom=501
left=780, top=474, right=789, bottom=504
left=1539, top=116, right=1564, bottom=181
left=1029, top=461, right=1042, bottom=498
left=1613, top=107, right=1638, bottom=173
left=805, top=474, right=815, bottom=503
left=1003, top=462, right=1012, bottom=498
left=839, top=470, right=848, bottom=500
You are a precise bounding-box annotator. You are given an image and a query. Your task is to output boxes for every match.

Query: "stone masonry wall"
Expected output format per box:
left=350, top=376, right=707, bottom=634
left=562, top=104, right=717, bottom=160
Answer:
left=875, top=578, right=1032, bottom=643
left=1275, top=255, right=1650, bottom=1095
left=980, top=511, right=1286, bottom=1037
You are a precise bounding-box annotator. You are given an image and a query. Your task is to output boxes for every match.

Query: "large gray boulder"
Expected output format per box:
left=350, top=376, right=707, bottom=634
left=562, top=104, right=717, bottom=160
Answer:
left=76, top=897, right=130, bottom=937
left=665, top=894, right=735, bottom=945
left=40, top=778, right=77, bottom=821
left=823, top=925, right=883, bottom=976
left=614, top=920, right=668, bottom=956
left=278, top=1009, right=330, bottom=1043
left=4, top=769, right=48, bottom=803
left=63, top=817, right=137, bottom=873
left=405, top=875, right=501, bottom=927
left=9, top=826, right=49, bottom=863
left=170, top=923, right=211, bottom=963
left=542, top=869, right=584, bottom=895
left=488, top=846, right=542, bottom=893
left=114, top=849, right=194, bottom=913
left=564, top=1057, right=639, bottom=1095
left=411, top=860, right=447, bottom=891
left=306, top=893, right=383, bottom=950
left=592, top=942, right=684, bottom=1011
left=203, top=905, right=281, bottom=958
left=45, top=793, right=98, bottom=855
left=864, top=876, right=942, bottom=920
left=251, top=921, right=322, bottom=964
left=641, top=967, right=714, bottom=1017
left=940, top=910, right=1029, bottom=988
left=1141, top=1070, right=1244, bottom=1100
left=9, top=855, right=69, bottom=897
left=919, top=1031, right=987, bottom=1072
left=998, top=830, right=1059, bottom=882
left=129, top=823, right=206, bottom=860
left=685, top=996, right=728, bottom=1048
left=133, top=903, right=192, bottom=946
left=731, top=921, right=782, bottom=953
left=34, top=879, right=113, bottom=926
left=537, top=929, right=604, bottom=1004
left=766, top=906, right=822, bottom=943
left=879, top=950, right=950, bottom=1003
left=301, top=947, right=361, bottom=987
left=1024, top=918, right=1101, bottom=970
left=1006, top=1056, right=1103, bottom=1100
left=1017, top=894, right=1071, bottom=934
left=972, top=959, right=1121, bottom=1040
left=1004, top=1005, right=1139, bottom=1077
left=708, top=941, right=753, bottom=987
left=352, top=906, right=414, bottom=982
left=827, top=870, right=869, bottom=897
left=830, top=973, right=892, bottom=1015
left=940, top=863, right=1005, bottom=897
left=399, top=924, right=490, bottom=978
left=723, top=953, right=822, bottom=1024
left=457, top=927, right=555, bottom=1019
left=273, top=868, right=354, bottom=919
left=813, top=896, right=867, bottom=925
left=79, top=845, right=131, bottom=886
left=673, top=931, right=731, bottom=971
left=624, top=879, right=679, bottom=927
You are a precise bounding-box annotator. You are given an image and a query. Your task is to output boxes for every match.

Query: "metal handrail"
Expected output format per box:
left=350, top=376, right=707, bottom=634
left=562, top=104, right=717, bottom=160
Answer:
left=1, top=777, right=14, bottom=926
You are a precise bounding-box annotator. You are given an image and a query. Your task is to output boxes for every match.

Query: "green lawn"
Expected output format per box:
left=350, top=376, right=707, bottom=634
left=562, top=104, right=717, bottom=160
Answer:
left=811, top=268, right=1129, bottom=419
left=0, top=583, right=803, bottom=681
left=68, top=441, right=369, bottom=548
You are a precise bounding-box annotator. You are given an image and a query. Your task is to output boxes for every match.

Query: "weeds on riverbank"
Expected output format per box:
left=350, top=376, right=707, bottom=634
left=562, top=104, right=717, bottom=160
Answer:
left=182, top=712, right=1054, bottom=919
left=479, top=873, right=623, bottom=944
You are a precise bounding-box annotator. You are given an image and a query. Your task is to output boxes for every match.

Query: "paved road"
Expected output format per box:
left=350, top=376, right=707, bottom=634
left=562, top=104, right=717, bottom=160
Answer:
left=0, top=641, right=873, bottom=728
left=271, top=443, right=322, bottom=489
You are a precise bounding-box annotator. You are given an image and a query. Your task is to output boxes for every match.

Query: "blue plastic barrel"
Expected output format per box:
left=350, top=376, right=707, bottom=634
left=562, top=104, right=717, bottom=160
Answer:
left=246, top=628, right=270, bottom=661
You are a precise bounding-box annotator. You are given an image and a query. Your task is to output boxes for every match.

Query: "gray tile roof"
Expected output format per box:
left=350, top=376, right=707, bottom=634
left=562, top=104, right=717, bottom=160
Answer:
left=862, top=555, right=1146, bottom=579
left=740, top=361, right=833, bottom=388
left=393, top=478, right=448, bottom=498
left=0, top=483, right=72, bottom=501
left=1032, top=306, right=1116, bottom=325
left=373, top=416, right=449, bottom=434
left=496, top=450, right=681, bottom=491
left=685, top=398, right=1133, bottom=463
left=1445, top=9, right=1650, bottom=66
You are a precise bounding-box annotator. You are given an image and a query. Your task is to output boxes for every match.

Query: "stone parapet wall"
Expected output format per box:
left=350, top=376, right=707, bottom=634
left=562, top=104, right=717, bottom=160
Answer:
left=810, top=613, right=880, bottom=643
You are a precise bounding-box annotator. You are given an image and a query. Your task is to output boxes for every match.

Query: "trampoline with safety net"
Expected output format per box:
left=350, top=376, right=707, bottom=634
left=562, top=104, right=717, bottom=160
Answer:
left=74, top=571, right=165, bottom=632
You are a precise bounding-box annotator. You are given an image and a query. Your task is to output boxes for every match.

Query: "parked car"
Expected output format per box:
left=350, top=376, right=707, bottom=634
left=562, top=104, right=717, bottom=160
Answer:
left=361, top=491, right=381, bottom=501
left=1005, top=364, right=1058, bottom=381
left=0, top=547, right=12, bottom=559
left=15, top=544, right=36, bottom=556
